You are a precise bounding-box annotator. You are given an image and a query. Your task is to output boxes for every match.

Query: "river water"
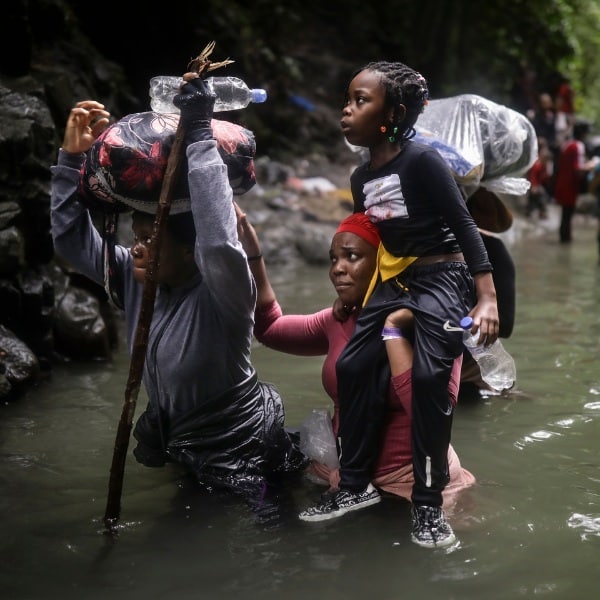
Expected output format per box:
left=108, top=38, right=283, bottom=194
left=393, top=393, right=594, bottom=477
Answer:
left=2, top=207, right=600, bottom=600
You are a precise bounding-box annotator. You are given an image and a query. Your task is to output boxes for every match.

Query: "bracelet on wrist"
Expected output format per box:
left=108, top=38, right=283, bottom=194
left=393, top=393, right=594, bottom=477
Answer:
left=381, top=326, right=403, bottom=340
left=247, top=253, right=263, bottom=262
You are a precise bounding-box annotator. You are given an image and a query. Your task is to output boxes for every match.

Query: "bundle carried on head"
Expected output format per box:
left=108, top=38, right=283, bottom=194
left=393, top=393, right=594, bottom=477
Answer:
left=80, top=41, right=255, bottom=215
left=79, top=112, right=256, bottom=214
left=415, top=93, right=537, bottom=197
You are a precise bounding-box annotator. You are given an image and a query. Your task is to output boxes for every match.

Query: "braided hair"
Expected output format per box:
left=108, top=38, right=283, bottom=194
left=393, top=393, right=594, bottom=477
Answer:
left=352, top=61, right=429, bottom=144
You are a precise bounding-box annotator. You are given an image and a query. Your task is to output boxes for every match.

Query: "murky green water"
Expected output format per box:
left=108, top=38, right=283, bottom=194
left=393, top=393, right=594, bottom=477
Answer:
left=2, top=207, right=600, bottom=599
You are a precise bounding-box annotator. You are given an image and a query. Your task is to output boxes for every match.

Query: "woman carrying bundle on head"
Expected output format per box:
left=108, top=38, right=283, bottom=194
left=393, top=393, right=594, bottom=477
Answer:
left=50, top=73, right=307, bottom=507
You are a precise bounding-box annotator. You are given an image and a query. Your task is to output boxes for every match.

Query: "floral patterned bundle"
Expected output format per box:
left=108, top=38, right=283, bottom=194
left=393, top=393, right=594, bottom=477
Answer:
left=79, top=111, right=256, bottom=214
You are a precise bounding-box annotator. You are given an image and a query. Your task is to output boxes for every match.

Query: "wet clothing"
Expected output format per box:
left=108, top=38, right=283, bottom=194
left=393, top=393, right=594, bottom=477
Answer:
left=51, top=141, right=303, bottom=489
left=480, top=233, right=515, bottom=339
left=342, top=140, right=491, bottom=506
left=254, top=300, right=475, bottom=501
left=460, top=231, right=515, bottom=393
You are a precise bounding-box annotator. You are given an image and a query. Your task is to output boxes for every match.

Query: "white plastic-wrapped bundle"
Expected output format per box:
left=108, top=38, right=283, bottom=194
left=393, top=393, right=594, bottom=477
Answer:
left=416, top=94, right=538, bottom=197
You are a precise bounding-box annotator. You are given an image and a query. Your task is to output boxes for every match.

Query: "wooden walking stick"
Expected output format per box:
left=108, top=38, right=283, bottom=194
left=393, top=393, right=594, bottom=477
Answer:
left=102, top=125, right=184, bottom=532
left=103, top=42, right=234, bottom=531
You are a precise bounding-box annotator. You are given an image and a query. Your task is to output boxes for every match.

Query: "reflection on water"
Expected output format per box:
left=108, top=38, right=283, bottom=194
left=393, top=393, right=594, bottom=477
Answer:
left=2, top=209, right=600, bottom=599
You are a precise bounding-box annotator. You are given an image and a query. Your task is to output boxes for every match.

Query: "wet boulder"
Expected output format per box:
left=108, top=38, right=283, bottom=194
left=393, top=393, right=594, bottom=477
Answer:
left=0, top=324, right=40, bottom=400
left=53, top=285, right=112, bottom=361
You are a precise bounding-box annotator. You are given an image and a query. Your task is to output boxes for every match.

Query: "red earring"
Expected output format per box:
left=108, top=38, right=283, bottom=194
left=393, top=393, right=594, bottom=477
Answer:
left=380, top=125, right=387, bottom=134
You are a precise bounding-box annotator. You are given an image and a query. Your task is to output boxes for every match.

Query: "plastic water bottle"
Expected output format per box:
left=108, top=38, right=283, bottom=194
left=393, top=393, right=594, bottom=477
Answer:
left=149, top=75, right=267, bottom=113
left=460, top=316, right=516, bottom=391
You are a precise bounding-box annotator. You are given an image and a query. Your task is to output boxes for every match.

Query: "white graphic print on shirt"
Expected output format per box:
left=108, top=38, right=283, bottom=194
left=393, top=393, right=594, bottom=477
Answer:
left=363, top=173, right=408, bottom=222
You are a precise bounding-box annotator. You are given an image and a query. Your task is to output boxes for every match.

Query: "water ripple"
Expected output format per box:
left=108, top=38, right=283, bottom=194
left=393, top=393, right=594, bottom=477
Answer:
left=514, top=430, right=562, bottom=449
left=567, top=512, right=600, bottom=540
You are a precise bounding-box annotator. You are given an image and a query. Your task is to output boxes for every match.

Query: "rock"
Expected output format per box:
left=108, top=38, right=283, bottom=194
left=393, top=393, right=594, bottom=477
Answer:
left=53, top=285, right=113, bottom=361
left=0, top=324, right=40, bottom=400
left=0, top=227, right=26, bottom=276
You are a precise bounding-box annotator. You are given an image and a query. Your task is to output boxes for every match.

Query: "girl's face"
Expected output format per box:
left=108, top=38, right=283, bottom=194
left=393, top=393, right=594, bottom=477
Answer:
left=341, top=69, right=391, bottom=149
left=329, top=231, right=377, bottom=308
left=130, top=213, right=196, bottom=287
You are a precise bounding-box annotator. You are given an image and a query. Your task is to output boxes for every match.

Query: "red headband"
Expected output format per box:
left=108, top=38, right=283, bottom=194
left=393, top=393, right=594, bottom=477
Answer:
left=335, top=213, right=381, bottom=249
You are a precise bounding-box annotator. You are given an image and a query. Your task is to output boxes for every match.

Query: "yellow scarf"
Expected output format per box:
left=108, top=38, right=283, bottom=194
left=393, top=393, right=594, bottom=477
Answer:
left=363, top=244, right=418, bottom=306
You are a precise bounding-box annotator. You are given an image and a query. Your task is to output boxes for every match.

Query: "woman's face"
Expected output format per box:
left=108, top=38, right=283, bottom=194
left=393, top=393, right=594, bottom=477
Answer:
left=130, top=213, right=196, bottom=287
left=329, top=231, right=377, bottom=308
left=341, top=68, right=389, bottom=148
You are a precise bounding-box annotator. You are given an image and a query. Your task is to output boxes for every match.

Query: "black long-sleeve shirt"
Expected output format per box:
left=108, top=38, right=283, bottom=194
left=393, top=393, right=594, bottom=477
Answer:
left=351, top=141, right=492, bottom=275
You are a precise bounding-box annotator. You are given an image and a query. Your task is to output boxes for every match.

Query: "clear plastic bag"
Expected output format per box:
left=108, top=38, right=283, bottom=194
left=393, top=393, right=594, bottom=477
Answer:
left=299, top=408, right=339, bottom=469
left=415, top=93, right=538, bottom=196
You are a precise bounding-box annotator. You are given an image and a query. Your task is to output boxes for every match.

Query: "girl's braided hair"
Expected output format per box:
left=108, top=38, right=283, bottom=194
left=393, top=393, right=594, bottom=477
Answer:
left=353, top=61, right=429, bottom=143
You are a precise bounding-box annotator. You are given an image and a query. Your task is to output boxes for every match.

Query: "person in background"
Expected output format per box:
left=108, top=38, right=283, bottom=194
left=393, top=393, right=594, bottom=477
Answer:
left=236, top=207, right=475, bottom=507
left=554, top=121, right=596, bottom=244
left=554, top=74, right=576, bottom=146
left=530, top=93, right=558, bottom=152
left=297, top=61, right=499, bottom=549
left=50, top=76, right=306, bottom=505
left=460, top=188, right=516, bottom=397
left=526, top=141, right=553, bottom=220
left=530, top=93, right=560, bottom=178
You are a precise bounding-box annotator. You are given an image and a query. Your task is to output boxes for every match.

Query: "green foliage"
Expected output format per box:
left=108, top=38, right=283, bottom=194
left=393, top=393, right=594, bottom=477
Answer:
left=63, top=0, right=600, bottom=154
left=198, top=0, right=600, bottom=130
left=559, top=0, right=600, bottom=129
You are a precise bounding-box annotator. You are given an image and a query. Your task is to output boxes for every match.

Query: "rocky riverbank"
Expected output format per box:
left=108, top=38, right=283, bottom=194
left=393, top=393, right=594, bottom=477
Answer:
left=0, top=125, right=358, bottom=403
left=0, top=68, right=357, bottom=403
left=0, top=1, right=357, bottom=401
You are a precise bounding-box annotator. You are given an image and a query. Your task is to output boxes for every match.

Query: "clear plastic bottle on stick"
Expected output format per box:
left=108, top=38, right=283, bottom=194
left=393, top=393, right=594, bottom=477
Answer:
left=460, top=316, right=516, bottom=391
left=149, top=75, right=267, bottom=113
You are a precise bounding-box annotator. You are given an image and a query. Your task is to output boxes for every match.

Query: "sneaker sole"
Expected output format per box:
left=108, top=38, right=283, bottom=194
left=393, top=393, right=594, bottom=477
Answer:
left=299, top=494, right=381, bottom=522
left=410, top=531, right=457, bottom=549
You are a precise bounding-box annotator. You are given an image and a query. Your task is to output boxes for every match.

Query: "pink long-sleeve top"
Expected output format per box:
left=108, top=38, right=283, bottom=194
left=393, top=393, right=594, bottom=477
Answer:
left=254, top=300, right=412, bottom=475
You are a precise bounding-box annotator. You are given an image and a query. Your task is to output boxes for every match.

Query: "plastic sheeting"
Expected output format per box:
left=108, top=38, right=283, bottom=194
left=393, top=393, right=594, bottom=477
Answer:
left=299, top=408, right=339, bottom=469
left=415, top=94, right=538, bottom=197
left=133, top=375, right=308, bottom=492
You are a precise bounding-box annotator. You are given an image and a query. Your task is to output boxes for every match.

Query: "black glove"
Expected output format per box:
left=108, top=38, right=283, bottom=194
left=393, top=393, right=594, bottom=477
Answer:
left=173, top=76, right=216, bottom=144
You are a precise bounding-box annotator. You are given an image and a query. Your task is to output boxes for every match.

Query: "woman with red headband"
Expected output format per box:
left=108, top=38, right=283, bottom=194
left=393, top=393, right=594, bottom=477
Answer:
left=235, top=207, right=475, bottom=508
